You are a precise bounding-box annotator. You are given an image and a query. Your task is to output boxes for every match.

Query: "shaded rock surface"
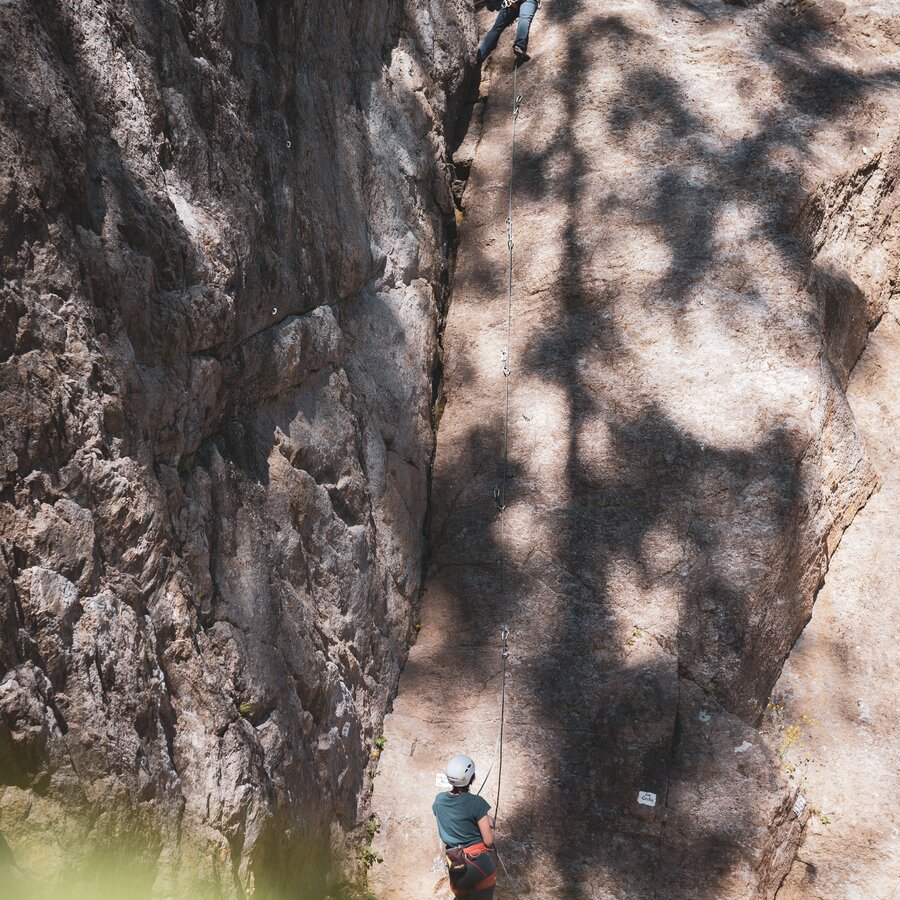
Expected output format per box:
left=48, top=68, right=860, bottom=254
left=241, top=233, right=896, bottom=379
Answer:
left=371, top=0, right=899, bottom=897
left=0, top=0, right=476, bottom=895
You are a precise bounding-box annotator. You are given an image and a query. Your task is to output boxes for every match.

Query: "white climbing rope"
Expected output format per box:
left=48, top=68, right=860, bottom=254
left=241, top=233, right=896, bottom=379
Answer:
left=493, top=52, right=521, bottom=831
left=471, top=58, right=524, bottom=900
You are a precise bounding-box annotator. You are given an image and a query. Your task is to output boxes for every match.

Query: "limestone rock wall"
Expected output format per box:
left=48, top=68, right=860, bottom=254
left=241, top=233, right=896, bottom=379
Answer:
left=369, top=0, right=899, bottom=897
left=0, top=0, right=474, bottom=894
left=2, top=0, right=898, bottom=896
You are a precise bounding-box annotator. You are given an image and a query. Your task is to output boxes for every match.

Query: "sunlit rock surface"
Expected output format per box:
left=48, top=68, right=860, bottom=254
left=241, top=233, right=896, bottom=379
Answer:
left=370, top=0, right=899, bottom=897
left=0, top=1, right=475, bottom=894
left=772, top=295, right=900, bottom=900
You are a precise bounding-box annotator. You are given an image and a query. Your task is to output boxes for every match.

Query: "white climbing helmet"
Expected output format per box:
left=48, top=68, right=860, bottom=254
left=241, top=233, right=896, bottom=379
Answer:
left=446, top=754, right=476, bottom=788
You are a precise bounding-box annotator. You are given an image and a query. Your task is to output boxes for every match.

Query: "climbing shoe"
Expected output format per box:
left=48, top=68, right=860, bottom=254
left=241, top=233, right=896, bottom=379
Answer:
left=513, top=44, right=530, bottom=62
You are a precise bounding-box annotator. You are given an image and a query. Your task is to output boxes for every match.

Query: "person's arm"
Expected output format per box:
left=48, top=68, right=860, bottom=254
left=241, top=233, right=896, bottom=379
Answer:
left=477, top=814, right=495, bottom=848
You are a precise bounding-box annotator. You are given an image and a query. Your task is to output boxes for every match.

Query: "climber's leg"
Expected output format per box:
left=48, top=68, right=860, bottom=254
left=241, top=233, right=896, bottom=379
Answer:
left=513, top=0, right=539, bottom=54
left=469, top=888, right=495, bottom=899
left=478, top=6, right=519, bottom=61
left=451, top=850, right=496, bottom=896
left=450, top=882, right=495, bottom=899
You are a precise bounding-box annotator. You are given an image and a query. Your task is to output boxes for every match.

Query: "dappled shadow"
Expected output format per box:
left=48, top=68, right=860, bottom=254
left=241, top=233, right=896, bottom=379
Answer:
left=422, top=0, right=899, bottom=895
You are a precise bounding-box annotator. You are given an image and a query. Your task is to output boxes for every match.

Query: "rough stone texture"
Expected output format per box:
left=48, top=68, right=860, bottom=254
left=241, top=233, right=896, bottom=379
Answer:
left=772, top=294, right=900, bottom=900
left=371, top=0, right=899, bottom=897
left=0, top=1, right=476, bottom=895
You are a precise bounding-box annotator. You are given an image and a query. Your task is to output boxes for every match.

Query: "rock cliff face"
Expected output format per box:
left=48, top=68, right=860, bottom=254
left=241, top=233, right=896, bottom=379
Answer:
left=2, top=0, right=898, bottom=897
left=371, top=0, right=899, bottom=897
left=772, top=294, right=900, bottom=900
left=0, top=0, right=474, bottom=894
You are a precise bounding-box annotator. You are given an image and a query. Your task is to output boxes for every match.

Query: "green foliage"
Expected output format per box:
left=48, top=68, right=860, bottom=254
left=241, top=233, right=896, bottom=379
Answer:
left=238, top=701, right=255, bottom=717
left=365, top=816, right=381, bottom=840
left=373, top=735, right=387, bottom=750
left=358, top=845, right=383, bottom=869
left=0, top=816, right=357, bottom=900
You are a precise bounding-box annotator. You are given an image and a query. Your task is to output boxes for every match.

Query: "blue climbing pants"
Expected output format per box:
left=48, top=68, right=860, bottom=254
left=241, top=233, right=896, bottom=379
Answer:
left=478, top=0, right=539, bottom=60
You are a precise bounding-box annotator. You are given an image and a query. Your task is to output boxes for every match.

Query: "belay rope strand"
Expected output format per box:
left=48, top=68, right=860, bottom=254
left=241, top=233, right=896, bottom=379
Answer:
left=496, top=60, right=521, bottom=828
left=474, top=63, right=523, bottom=900
left=496, top=59, right=524, bottom=900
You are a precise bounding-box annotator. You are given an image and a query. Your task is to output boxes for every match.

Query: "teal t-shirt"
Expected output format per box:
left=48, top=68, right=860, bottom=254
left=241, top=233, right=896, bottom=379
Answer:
left=432, top=791, right=491, bottom=847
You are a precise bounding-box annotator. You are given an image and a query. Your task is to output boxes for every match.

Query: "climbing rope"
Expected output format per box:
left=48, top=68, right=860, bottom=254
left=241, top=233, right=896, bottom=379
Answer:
left=486, top=60, right=536, bottom=900
left=456, top=52, right=524, bottom=900
left=494, top=53, right=521, bottom=829
left=495, top=845, right=521, bottom=895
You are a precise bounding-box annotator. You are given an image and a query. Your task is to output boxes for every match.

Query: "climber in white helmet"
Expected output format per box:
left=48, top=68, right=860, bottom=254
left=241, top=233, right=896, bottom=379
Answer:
left=432, top=754, right=497, bottom=897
